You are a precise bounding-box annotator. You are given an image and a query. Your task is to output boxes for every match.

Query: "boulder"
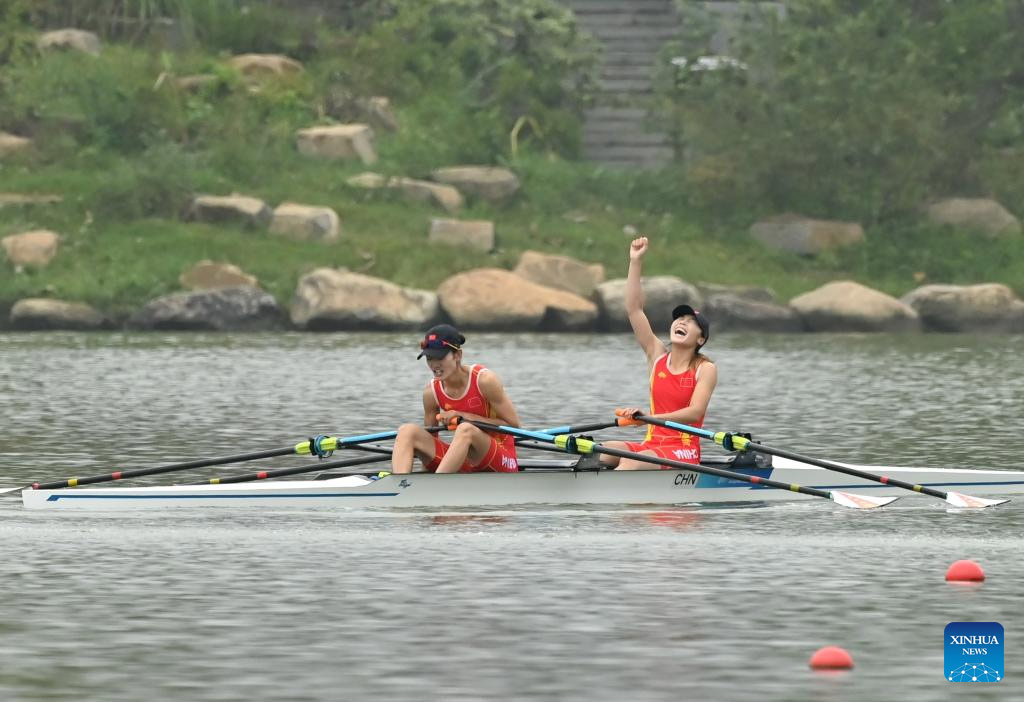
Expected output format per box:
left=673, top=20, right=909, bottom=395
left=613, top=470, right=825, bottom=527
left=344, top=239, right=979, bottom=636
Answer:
left=290, top=268, right=439, bottom=331
left=346, top=172, right=388, bottom=189
left=428, top=219, right=495, bottom=252
left=704, top=294, right=803, bottom=333
left=750, top=214, right=865, bottom=255
left=296, top=124, right=377, bottom=165
left=325, top=90, right=399, bottom=132
left=431, top=166, right=520, bottom=203
left=697, top=282, right=777, bottom=304
left=37, top=29, right=101, bottom=56
left=269, top=202, right=341, bottom=242
left=179, top=261, right=258, bottom=290
left=900, top=283, right=1024, bottom=333
left=10, top=298, right=104, bottom=330
left=389, top=178, right=463, bottom=214
left=790, top=281, right=919, bottom=332
left=512, top=250, right=605, bottom=298
left=129, top=287, right=285, bottom=331
left=228, top=53, right=303, bottom=77
left=0, top=193, right=62, bottom=208
left=0, top=131, right=31, bottom=158
left=1, top=229, right=60, bottom=268
left=187, top=194, right=271, bottom=229
left=925, top=198, right=1021, bottom=237
left=437, top=268, right=597, bottom=331
left=595, top=276, right=703, bottom=332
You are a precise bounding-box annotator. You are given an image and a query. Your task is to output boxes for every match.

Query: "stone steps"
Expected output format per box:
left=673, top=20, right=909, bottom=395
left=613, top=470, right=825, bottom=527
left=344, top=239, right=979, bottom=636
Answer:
left=563, top=0, right=679, bottom=168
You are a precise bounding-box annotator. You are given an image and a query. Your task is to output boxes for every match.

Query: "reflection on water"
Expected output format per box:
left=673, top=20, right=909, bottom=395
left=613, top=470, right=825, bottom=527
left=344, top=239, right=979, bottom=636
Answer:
left=1, top=331, right=1023, bottom=701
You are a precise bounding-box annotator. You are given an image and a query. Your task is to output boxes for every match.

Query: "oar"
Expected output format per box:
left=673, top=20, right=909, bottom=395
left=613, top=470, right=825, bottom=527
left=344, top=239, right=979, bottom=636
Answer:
left=627, top=412, right=1008, bottom=509
left=199, top=419, right=625, bottom=485
left=189, top=453, right=391, bottom=485
left=460, top=419, right=898, bottom=509
left=1, top=427, right=443, bottom=494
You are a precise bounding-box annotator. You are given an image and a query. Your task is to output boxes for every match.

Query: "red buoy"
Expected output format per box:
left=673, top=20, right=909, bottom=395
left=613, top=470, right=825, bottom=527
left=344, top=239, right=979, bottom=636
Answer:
left=946, top=559, right=985, bottom=582
left=809, top=646, right=854, bottom=670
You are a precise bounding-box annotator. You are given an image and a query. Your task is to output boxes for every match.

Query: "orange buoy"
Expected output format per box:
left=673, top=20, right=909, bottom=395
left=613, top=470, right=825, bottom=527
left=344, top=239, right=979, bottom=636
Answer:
left=946, top=559, right=985, bottom=582
left=809, top=646, right=854, bottom=670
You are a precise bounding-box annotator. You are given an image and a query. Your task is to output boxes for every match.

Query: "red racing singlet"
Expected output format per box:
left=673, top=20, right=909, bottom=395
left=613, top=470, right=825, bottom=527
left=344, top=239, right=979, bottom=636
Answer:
left=432, top=364, right=516, bottom=458
left=644, top=353, right=705, bottom=460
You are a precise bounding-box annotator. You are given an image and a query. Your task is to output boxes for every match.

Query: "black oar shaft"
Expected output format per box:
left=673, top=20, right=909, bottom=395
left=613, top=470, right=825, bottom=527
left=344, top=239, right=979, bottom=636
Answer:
left=637, top=414, right=951, bottom=500
left=192, top=454, right=388, bottom=485
left=29, top=446, right=297, bottom=491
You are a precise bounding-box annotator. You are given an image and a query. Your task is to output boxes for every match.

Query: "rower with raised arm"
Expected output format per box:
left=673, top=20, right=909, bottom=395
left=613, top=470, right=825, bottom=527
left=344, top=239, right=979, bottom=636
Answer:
left=391, top=324, right=521, bottom=474
left=604, top=236, right=718, bottom=469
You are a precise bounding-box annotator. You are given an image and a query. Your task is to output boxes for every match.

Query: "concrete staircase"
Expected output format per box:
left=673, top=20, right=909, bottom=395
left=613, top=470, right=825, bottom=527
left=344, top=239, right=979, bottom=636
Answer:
left=565, top=0, right=681, bottom=168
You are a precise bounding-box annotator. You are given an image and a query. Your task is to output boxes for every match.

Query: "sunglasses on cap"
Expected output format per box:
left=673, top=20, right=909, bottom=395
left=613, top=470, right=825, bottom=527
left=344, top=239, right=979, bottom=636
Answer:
left=419, top=337, right=461, bottom=352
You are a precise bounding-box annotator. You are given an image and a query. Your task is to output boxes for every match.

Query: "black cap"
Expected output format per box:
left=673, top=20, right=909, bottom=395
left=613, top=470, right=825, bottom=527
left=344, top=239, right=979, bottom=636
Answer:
left=417, top=324, right=466, bottom=359
left=671, top=304, right=710, bottom=348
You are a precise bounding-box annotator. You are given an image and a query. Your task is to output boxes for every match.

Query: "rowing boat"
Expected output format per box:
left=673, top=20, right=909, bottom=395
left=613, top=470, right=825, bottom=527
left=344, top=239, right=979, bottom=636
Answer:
left=20, top=456, right=1024, bottom=510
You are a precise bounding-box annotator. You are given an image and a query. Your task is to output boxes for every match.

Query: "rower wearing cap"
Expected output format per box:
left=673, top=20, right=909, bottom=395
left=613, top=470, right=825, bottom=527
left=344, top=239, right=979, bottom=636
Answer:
left=604, top=236, right=718, bottom=469
left=391, top=324, right=521, bottom=474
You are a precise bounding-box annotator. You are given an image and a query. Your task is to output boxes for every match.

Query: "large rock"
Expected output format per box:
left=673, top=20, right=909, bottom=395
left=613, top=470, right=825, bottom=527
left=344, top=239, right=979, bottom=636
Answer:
left=697, top=282, right=777, bottom=304
left=229, top=53, right=304, bottom=77
left=925, top=198, right=1021, bottom=237
left=595, top=276, right=703, bottom=332
left=0, top=132, right=31, bottom=158
left=0, top=193, right=62, bottom=208
left=750, top=215, right=865, bottom=255
left=512, top=250, right=605, bottom=298
left=296, top=124, right=377, bottom=165
left=428, top=219, right=495, bottom=252
left=269, top=202, right=341, bottom=242
left=2, top=229, right=60, bottom=268
left=346, top=172, right=388, bottom=189
left=389, top=178, right=463, bottom=214
left=325, top=90, right=399, bottom=132
left=437, top=268, right=597, bottom=331
left=790, top=281, right=920, bottom=332
left=179, top=260, right=258, bottom=290
left=704, top=294, right=803, bottom=333
left=129, top=287, right=285, bottom=331
left=431, top=167, right=520, bottom=203
left=290, top=268, right=440, bottom=331
left=900, top=283, right=1024, bottom=332
left=38, top=29, right=101, bottom=56
left=187, top=194, right=271, bottom=229
left=10, top=298, right=104, bottom=330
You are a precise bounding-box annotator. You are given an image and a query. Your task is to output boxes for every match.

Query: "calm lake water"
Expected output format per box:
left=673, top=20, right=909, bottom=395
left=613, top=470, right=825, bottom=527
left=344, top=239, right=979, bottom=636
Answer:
left=1, top=331, right=1021, bottom=701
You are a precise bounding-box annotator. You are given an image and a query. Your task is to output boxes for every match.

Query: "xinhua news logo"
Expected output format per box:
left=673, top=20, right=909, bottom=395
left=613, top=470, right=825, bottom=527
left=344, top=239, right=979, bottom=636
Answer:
left=945, top=622, right=1004, bottom=682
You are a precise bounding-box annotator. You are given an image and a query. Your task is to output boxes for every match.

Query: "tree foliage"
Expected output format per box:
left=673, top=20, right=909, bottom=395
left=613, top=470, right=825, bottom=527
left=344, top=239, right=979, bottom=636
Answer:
left=655, top=0, right=1024, bottom=223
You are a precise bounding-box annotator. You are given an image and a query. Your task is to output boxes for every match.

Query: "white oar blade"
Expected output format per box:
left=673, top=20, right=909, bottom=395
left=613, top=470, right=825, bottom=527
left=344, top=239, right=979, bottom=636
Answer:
left=0, top=486, right=23, bottom=495
left=830, top=490, right=899, bottom=509
left=945, top=492, right=1010, bottom=509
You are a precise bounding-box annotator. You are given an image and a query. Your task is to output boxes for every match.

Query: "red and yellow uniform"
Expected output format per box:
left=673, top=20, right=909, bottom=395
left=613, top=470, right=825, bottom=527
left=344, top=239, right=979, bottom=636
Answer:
left=427, top=364, right=518, bottom=473
left=625, top=353, right=705, bottom=466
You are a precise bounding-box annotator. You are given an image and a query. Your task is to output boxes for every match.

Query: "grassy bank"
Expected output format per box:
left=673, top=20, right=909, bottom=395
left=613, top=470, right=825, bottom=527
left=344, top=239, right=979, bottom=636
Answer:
left=2, top=2, right=1024, bottom=321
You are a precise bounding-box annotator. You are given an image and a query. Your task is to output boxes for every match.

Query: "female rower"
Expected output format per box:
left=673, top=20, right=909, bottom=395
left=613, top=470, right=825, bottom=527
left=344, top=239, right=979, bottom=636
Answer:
left=604, top=236, right=718, bottom=469
left=391, top=324, right=521, bottom=474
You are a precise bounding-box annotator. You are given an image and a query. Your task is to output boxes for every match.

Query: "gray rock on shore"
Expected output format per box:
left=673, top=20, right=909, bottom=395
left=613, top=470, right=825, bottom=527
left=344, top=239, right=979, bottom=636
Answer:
left=129, top=287, right=285, bottom=331
left=901, top=283, right=1024, bottom=332
left=10, top=298, right=105, bottom=330
left=790, top=280, right=920, bottom=332
left=290, top=268, right=440, bottom=331
left=596, top=276, right=703, bottom=332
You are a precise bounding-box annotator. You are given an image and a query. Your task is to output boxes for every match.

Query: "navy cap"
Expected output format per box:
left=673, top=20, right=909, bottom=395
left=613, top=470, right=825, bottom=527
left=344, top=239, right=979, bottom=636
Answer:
left=417, top=324, right=466, bottom=359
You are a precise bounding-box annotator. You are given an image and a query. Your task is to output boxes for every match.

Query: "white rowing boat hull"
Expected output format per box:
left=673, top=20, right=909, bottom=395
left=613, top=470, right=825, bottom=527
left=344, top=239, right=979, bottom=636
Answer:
left=20, top=457, right=1024, bottom=511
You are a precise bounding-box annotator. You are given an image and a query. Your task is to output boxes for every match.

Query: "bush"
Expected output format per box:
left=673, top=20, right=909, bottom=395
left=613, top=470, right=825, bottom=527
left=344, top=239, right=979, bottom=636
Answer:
left=654, top=0, right=1024, bottom=224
